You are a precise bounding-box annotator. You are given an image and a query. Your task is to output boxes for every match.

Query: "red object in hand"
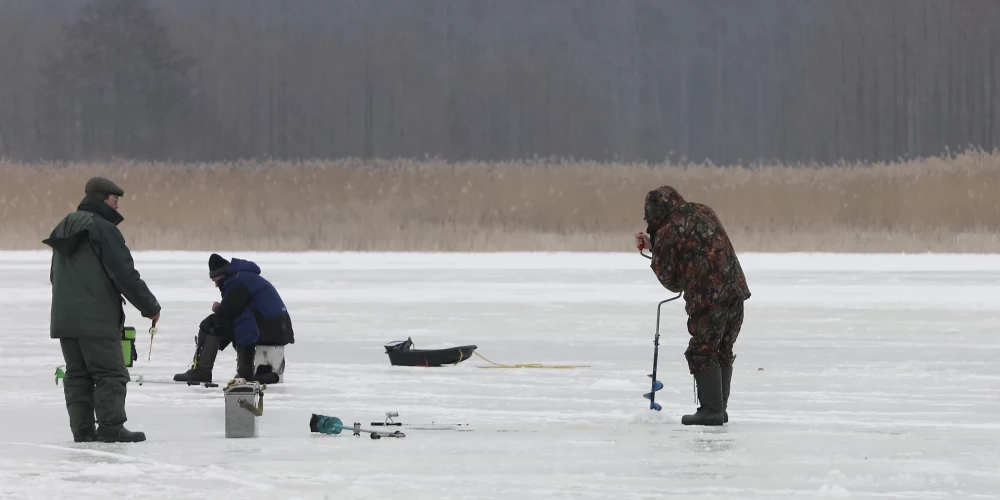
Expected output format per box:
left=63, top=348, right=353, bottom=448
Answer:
left=635, top=232, right=647, bottom=250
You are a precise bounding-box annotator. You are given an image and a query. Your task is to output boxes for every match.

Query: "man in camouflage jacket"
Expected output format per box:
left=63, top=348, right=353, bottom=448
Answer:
left=636, top=185, right=751, bottom=426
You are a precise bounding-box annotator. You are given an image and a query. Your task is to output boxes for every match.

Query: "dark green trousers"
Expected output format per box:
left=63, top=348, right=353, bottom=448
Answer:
left=59, top=338, right=129, bottom=435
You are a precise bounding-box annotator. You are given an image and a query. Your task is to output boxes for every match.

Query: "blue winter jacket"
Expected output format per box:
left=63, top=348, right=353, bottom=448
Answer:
left=214, top=258, right=295, bottom=348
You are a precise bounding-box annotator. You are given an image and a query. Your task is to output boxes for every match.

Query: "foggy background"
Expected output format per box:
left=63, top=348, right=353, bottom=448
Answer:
left=2, top=0, right=1000, bottom=165
left=1, top=0, right=998, bottom=253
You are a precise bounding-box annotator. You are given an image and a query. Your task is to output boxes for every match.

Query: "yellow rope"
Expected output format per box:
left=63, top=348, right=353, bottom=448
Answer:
left=471, top=351, right=590, bottom=369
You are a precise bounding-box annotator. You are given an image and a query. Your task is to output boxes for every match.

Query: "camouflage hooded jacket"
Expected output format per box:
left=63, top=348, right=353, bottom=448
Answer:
left=645, top=186, right=751, bottom=311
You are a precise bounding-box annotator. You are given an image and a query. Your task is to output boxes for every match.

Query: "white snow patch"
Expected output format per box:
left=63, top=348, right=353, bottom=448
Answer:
left=77, top=463, right=144, bottom=477
left=816, top=484, right=852, bottom=498
left=587, top=379, right=636, bottom=390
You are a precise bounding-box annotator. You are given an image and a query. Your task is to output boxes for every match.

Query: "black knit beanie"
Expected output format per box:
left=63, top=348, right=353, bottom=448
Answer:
left=208, top=253, right=230, bottom=279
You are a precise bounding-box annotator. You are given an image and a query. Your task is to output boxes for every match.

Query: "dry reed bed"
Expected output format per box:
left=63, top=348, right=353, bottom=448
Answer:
left=1, top=153, right=999, bottom=252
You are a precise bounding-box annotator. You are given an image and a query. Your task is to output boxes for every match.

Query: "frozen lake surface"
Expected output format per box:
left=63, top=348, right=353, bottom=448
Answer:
left=1, top=251, right=998, bottom=499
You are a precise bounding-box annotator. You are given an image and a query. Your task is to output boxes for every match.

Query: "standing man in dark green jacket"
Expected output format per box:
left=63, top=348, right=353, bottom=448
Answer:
left=43, top=177, right=161, bottom=443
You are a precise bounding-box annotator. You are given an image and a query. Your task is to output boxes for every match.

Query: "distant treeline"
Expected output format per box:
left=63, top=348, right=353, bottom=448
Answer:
left=1, top=0, right=999, bottom=164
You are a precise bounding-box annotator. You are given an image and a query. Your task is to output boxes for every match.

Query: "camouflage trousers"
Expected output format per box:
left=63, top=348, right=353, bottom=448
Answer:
left=683, top=298, right=745, bottom=374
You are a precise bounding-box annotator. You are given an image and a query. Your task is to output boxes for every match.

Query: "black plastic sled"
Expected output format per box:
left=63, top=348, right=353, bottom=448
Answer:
left=384, top=337, right=477, bottom=367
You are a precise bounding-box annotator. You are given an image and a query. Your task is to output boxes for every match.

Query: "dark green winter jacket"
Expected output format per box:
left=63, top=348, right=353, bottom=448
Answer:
left=42, top=195, right=161, bottom=340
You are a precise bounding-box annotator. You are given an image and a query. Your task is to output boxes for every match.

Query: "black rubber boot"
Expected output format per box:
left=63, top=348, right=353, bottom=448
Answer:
left=67, top=401, right=97, bottom=442
left=174, top=333, right=221, bottom=383
left=73, top=427, right=98, bottom=443
left=681, top=367, right=725, bottom=426
left=248, top=358, right=281, bottom=384
left=97, top=425, right=146, bottom=443
left=721, top=366, right=733, bottom=423
left=236, top=345, right=256, bottom=380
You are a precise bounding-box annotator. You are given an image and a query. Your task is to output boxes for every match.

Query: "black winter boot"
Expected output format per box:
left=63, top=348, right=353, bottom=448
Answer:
left=249, top=366, right=280, bottom=385
left=174, top=333, right=221, bottom=383
left=681, top=367, right=725, bottom=426
left=66, top=402, right=97, bottom=442
left=73, top=426, right=98, bottom=443
left=236, top=345, right=256, bottom=380
left=97, top=425, right=146, bottom=443
left=721, top=366, right=733, bottom=423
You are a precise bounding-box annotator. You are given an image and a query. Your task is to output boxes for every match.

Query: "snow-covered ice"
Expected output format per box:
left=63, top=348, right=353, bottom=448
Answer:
left=1, top=251, right=998, bottom=499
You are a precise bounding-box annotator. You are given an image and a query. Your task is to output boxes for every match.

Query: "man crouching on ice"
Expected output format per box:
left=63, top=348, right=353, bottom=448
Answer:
left=174, top=254, right=295, bottom=384
left=635, top=186, right=751, bottom=426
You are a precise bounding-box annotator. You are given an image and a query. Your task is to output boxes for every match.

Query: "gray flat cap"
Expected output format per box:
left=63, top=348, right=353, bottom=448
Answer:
left=85, top=177, right=125, bottom=197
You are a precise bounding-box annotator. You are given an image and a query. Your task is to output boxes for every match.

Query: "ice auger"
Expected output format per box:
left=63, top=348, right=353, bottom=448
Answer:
left=644, top=292, right=682, bottom=410
left=639, top=245, right=682, bottom=411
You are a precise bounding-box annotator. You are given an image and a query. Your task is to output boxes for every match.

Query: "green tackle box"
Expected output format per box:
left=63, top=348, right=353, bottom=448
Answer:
left=122, top=326, right=137, bottom=367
